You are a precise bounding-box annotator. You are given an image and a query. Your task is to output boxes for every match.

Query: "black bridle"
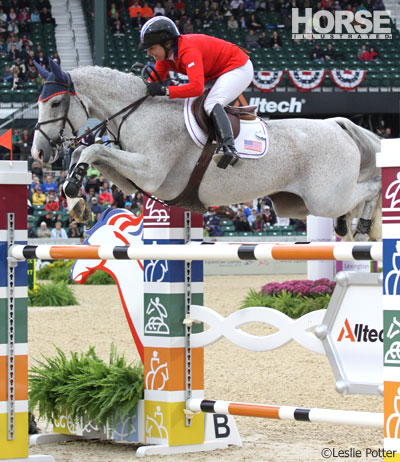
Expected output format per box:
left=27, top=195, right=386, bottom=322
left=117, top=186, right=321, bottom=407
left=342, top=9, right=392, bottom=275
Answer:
left=34, top=67, right=156, bottom=153
left=34, top=73, right=90, bottom=153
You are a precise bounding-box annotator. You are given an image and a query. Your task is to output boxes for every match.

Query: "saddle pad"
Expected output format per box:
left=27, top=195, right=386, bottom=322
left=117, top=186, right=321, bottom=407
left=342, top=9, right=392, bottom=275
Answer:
left=184, top=97, right=269, bottom=159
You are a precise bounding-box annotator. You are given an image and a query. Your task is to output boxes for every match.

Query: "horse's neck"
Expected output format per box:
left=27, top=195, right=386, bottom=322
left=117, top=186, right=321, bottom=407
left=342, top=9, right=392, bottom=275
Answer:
left=70, top=67, right=146, bottom=121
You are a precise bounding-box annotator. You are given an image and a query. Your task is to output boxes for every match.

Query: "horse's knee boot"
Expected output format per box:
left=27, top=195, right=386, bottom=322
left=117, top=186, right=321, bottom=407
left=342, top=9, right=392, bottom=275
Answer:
left=334, top=215, right=348, bottom=237
left=64, top=163, right=89, bottom=198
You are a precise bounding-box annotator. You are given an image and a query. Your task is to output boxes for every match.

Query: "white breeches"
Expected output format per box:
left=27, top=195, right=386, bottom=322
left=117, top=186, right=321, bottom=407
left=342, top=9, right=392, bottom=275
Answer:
left=203, top=59, right=254, bottom=115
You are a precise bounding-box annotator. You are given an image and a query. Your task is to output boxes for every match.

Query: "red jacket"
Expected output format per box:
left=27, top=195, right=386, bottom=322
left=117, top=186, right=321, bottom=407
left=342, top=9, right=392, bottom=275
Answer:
left=152, top=34, right=249, bottom=99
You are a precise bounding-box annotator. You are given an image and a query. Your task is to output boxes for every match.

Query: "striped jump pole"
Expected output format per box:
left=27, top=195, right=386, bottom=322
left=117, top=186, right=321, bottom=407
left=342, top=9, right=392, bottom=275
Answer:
left=8, top=242, right=382, bottom=262
left=187, top=399, right=383, bottom=428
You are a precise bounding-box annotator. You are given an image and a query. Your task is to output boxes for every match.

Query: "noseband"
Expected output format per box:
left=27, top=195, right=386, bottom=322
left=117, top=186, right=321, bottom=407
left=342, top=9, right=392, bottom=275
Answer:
left=34, top=73, right=90, bottom=152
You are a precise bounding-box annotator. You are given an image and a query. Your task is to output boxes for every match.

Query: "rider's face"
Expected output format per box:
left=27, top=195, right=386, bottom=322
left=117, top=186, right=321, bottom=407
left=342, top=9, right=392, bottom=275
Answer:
left=146, top=44, right=166, bottom=61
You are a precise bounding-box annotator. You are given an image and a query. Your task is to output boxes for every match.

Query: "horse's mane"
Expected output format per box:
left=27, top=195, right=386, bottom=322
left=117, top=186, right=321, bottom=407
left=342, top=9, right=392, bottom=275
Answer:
left=69, top=65, right=146, bottom=99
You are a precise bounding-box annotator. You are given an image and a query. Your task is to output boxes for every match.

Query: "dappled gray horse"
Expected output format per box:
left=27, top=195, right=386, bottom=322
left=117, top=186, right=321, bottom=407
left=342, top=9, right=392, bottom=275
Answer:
left=32, top=60, right=381, bottom=240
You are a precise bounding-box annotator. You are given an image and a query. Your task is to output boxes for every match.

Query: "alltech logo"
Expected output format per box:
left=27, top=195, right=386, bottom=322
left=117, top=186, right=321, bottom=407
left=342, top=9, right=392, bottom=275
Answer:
left=337, top=318, right=383, bottom=343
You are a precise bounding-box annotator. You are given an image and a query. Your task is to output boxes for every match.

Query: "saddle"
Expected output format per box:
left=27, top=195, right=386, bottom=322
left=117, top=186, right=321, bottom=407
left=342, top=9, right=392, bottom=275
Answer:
left=191, top=90, right=258, bottom=141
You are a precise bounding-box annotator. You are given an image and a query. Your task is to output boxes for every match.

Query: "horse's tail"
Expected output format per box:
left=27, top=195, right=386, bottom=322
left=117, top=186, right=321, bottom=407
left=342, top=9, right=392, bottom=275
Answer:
left=331, top=117, right=381, bottom=183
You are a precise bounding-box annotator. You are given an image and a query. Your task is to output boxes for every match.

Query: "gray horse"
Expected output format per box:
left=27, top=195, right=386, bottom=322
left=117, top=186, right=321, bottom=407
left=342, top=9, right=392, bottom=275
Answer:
left=32, top=60, right=381, bottom=240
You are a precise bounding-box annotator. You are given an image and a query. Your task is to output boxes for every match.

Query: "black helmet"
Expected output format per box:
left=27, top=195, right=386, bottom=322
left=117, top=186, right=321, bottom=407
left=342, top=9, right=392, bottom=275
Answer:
left=139, top=16, right=180, bottom=50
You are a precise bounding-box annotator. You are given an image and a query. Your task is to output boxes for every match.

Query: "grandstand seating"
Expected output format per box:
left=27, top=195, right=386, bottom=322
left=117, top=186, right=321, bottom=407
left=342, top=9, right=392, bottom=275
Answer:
left=80, top=0, right=400, bottom=91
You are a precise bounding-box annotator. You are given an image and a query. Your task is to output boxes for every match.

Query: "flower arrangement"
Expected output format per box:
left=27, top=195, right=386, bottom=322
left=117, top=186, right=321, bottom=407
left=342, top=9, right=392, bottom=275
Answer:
left=241, top=279, right=336, bottom=319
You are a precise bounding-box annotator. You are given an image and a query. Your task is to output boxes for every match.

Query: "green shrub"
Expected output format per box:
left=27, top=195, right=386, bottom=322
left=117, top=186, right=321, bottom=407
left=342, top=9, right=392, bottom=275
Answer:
left=37, top=260, right=115, bottom=285
left=29, top=346, right=144, bottom=429
left=28, top=281, right=78, bottom=306
left=241, top=279, right=334, bottom=318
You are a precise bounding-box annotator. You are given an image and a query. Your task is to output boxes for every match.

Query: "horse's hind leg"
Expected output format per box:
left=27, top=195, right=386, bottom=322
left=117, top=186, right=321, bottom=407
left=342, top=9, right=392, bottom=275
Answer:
left=354, top=189, right=382, bottom=241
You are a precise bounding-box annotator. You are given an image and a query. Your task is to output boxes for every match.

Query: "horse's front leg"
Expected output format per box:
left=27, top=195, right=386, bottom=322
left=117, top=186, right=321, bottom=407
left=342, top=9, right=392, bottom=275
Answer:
left=63, top=144, right=165, bottom=223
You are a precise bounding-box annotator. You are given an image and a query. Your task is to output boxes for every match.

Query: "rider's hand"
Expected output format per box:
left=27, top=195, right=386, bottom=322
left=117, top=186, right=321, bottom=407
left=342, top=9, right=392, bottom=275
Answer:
left=147, top=82, right=167, bottom=97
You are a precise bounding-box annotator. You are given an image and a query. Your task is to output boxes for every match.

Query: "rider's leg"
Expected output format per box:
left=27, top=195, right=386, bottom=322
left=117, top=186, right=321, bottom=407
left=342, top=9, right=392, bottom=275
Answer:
left=204, top=59, right=254, bottom=169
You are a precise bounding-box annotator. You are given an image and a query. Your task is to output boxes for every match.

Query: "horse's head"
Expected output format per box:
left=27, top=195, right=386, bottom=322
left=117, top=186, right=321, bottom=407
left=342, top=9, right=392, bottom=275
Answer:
left=32, top=59, right=88, bottom=164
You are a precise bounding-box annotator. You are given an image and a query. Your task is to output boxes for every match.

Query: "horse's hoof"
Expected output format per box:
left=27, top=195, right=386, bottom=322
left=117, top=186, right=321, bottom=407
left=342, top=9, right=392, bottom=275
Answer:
left=212, top=153, right=223, bottom=164
left=70, top=199, right=91, bottom=223
left=229, top=155, right=241, bottom=167
left=353, top=232, right=369, bottom=242
left=334, top=216, right=348, bottom=237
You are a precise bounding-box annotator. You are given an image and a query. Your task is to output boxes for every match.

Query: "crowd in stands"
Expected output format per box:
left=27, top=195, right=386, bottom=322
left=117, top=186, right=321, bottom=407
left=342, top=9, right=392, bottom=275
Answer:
left=0, top=0, right=58, bottom=92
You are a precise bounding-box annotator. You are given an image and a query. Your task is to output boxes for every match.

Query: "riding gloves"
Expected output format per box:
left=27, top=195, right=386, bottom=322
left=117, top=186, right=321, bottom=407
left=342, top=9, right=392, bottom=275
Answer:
left=147, top=82, right=167, bottom=97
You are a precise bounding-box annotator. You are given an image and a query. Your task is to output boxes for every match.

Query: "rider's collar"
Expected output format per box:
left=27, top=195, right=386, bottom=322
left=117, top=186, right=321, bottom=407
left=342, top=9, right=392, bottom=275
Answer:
left=173, top=42, right=179, bottom=57
left=39, top=72, right=76, bottom=102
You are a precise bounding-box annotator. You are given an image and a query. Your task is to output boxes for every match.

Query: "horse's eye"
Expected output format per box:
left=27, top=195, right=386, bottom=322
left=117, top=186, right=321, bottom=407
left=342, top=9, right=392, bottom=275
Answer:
left=51, top=100, right=61, bottom=108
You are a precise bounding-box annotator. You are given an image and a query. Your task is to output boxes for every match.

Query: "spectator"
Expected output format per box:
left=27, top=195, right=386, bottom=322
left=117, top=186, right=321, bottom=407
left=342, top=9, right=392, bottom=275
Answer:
left=247, top=13, right=263, bottom=30
left=129, top=1, right=143, bottom=18
left=244, top=0, right=256, bottom=10
left=36, top=51, right=47, bottom=67
left=357, top=44, right=367, bottom=59
left=238, top=14, right=247, bottom=29
left=50, top=221, right=68, bottom=239
left=18, top=7, right=30, bottom=22
left=112, top=19, right=126, bottom=35
left=85, top=175, right=100, bottom=194
left=183, top=17, right=194, bottom=33
left=31, top=8, right=41, bottom=22
left=37, top=210, right=56, bottom=229
left=247, top=208, right=259, bottom=231
left=18, top=19, right=30, bottom=36
left=19, top=130, right=32, bottom=158
left=234, top=213, right=251, bottom=232
left=8, top=44, right=20, bottom=61
left=11, top=58, right=26, bottom=78
left=31, top=161, right=43, bottom=180
left=27, top=222, right=36, bottom=238
left=31, top=184, right=46, bottom=206
left=324, top=43, right=336, bottom=61
left=262, top=205, right=277, bottom=228
left=245, top=29, right=260, bottom=49
left=154, top=2, right=166, bottom=15
left=142, top=2, right=154, bottom=18
left=45, top=190, right=60, bottom=212
left=90, top=196, right=103, bottom=215
left=51, top=51, right=61, bottom=65
left=42, top=174, right=58, bottom=194
left=0, top=8, right=6, bottom=23
left=1, top=65, right=13, bottom=83
left=258, top=30, right=268, bottom=48
left=98, top=185, right=114, bottom=207
left=192, top=8, right=203, bottom=28
left=269, top=30, right=282, bottom=48
left=310, top=44, right=324, bottom=62
left=204, top=209, right=223, bottom=236
left=68, top=221, right=83, bottom=238
left=369, top=46, right=380, bottom=62
left=227, top=13, right=239, bottom=29
left=8, top=8, right=17, bottom=23
left=83, top=128, right=94, bottom=146
left=11, top=71, right=23, bottom=90
left=7, top=20, right=19, bottom=36
left=40, top=7, right=56, bottom=25
left=382, top=127, right=392, bottom=138
left=12, top=129, right=21, bottom=155
left=37, top=222, right=51, bottom=238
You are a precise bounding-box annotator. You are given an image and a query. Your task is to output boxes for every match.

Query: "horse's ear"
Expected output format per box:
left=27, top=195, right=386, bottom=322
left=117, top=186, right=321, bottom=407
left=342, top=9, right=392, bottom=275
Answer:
left=33, top=60, right=50, bottom=79
left=48, top=58, right=65, bottom=82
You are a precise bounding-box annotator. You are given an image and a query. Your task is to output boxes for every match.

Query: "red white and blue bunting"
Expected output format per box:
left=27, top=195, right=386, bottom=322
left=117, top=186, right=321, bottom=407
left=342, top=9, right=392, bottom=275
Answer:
left=252, top=70, right=285, bottom=93
left=287, top=70, right=327, bottom=91
left=329, top=70, right=367, bottom=91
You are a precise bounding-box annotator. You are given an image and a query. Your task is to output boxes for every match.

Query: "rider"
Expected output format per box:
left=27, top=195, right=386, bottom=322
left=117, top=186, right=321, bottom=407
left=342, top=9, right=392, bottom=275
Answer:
left=138, top=16, right=254, bottom=169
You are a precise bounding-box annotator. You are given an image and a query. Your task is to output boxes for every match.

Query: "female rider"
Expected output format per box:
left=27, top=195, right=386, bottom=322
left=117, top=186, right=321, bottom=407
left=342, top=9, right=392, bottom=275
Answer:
left=139, top=16, right=254, bottom=169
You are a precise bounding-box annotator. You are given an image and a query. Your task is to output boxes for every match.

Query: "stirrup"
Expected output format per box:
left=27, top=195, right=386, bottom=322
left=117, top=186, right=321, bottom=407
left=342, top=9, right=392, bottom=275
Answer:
left=213, top=149, right=241, bottom=170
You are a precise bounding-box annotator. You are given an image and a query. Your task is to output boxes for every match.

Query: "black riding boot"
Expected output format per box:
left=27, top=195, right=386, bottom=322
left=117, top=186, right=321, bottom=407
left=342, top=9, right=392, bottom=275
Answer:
left=210, top=103, right=240, bottom=169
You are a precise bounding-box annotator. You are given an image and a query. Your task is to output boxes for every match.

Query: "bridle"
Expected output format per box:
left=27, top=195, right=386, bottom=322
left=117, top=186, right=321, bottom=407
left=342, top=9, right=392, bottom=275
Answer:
left=34, top=73, right=90, bottom=153
left=34, top=67, right=155, bottom=154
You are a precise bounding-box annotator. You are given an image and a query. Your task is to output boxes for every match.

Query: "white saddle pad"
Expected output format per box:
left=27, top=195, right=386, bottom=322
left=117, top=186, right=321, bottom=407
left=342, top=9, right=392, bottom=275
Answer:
left=183, top=97, right=269, bottom=159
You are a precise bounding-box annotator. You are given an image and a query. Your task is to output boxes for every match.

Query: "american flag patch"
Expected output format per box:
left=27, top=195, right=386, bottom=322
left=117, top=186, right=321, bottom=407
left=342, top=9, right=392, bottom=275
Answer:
left=244, top=139, right=262, bottom=152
